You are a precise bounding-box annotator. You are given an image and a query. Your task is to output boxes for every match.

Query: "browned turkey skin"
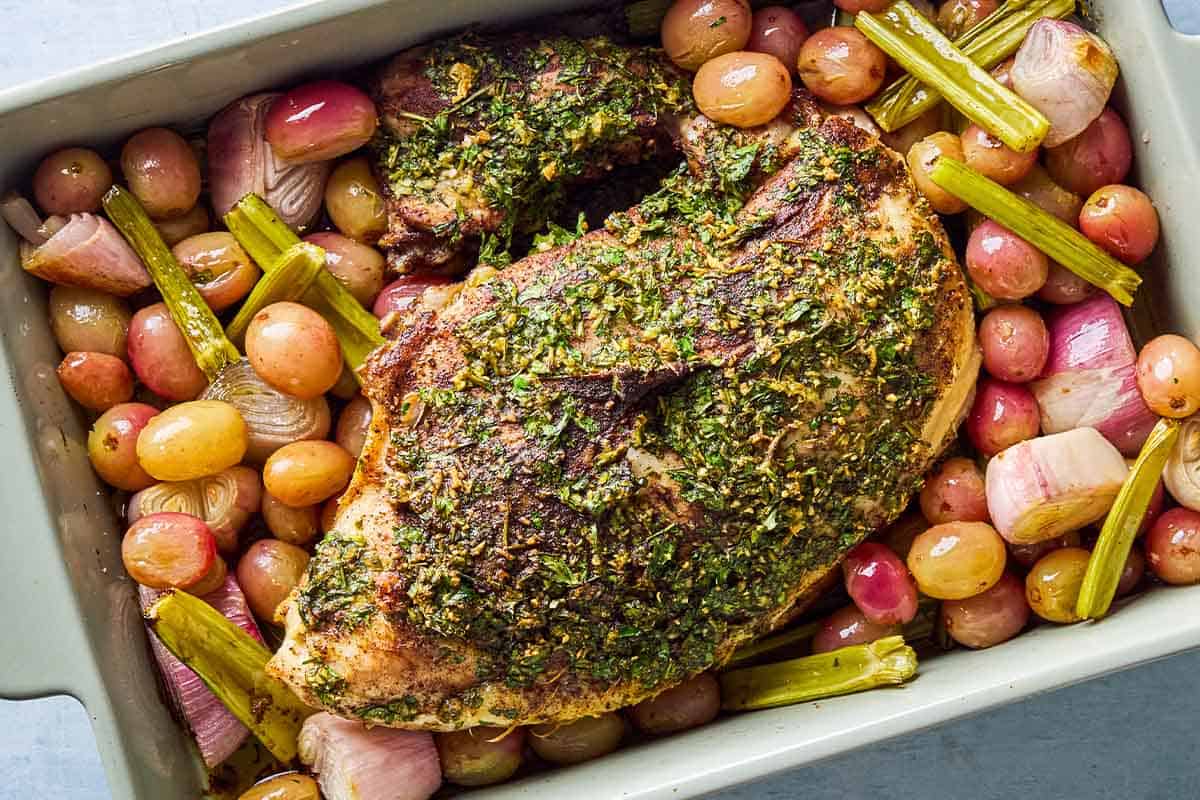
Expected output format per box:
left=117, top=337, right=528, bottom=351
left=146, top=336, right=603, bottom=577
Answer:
left=269, top=36, right=979, bottom=731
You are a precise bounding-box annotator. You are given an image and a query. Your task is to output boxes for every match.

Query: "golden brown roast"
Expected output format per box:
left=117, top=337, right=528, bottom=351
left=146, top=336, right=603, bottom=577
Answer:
left=269, top=43, right=979, bottom=724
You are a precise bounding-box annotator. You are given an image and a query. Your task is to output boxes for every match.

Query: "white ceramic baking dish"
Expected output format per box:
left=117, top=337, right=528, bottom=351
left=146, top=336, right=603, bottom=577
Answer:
left=0, top=1, right=1196, bottom=797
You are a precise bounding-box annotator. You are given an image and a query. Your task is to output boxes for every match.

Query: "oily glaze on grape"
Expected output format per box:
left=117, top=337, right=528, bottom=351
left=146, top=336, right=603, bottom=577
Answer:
left=797, top=27, right=886, bottom=105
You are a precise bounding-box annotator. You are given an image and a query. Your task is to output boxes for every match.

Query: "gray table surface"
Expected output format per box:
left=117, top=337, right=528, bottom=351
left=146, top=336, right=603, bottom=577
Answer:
left=2, top=1, right=1198, bottom=799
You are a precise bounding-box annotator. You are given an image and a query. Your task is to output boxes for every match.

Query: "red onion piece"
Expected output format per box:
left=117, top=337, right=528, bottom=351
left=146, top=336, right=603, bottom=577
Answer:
left=985, top=427, right=1129, bottom=544
left=1031, top=294, right=1157, bottom=456
left=138, top=576, right=264, bottom=768
left=1, top=191, right=48, bottom=245
left=265, top=80, right=379, bottom=165
left=208, top=93, right=330, bottom=230
left=1011, top=19, right=1119, bottom=148
left=299, top=712, right=442, bottom=800
left=23, top=213, right=151, bottom=296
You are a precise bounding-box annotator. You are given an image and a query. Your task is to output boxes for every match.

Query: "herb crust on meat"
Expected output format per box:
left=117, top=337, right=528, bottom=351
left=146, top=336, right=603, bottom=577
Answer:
left=270, top=35, right=979, bottom=730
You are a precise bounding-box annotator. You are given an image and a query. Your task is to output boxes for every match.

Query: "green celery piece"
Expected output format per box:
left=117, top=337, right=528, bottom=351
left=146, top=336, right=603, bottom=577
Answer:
left=225, top=242, right=327, bottom=347
left=146, top=590, right=312, bottom=762
left=720, top=636, right=917, bottom=711
left=724, top=621, right=821, bottom=670
left=1077, top=419, right=1180, bottom=619
left=928, top=157, right=1142, bottom=305
left=102, top=186, right=240, bottom=380
left=856, top=2, right=1048, bottom=151
left=225, top=194, right=385, bottom=374
left=867, top=0, right=1074, bottom=132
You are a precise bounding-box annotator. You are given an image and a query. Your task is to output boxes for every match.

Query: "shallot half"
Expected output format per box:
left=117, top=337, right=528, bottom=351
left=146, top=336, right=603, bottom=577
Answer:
left=21, top=213, right=150, bottom=296
left=1011, top=19, right=1119, bottom=148
left=208, top=93, right=330, bottom=230
left=985, top=427, right=1129, bottom=545
left=299, top=712, right=442, bottom=800
left=1164, top=415, right=1200, bottom=512
left=1031, top=293, right=1157, bottom=456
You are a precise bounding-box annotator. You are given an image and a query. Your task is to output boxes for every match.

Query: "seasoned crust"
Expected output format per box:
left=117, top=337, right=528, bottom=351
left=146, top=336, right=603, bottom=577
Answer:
left=271, top=63, right=977, bottom=729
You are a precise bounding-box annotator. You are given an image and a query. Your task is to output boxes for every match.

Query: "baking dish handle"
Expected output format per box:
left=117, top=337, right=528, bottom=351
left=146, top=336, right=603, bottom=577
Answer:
left=0, top=356, right=114, bottom=701
left=0, top=496, right=98, bottom=700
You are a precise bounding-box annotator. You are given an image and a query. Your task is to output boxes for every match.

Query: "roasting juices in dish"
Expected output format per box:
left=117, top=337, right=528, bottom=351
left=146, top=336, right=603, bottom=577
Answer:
left=0, top=0, right=1189, bottom=796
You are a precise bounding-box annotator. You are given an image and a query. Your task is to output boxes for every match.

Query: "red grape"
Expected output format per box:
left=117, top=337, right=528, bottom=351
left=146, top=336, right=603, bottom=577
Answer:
left=121, top=128, right=202, bottom=220
left=919, top=457, right=989, bottom=524
left=941, top=571, right=1029, bottom=648
left=1135, top=334, right=1200, bottom=418
left=1145, top=508, right=1200, bottom=585
left=907, top=521, right=1007, bottom=600
left=237, top=539, right=311, bottom=622
left=1079, top=184, right=1160, bottom=264
left=811, top=604, right=900, bottom=654
left=960, top=123, right=1036, bottom=187
left=1037, top=262, right=1094, bottom=305
left=121, top=512, right=217, bottom=590
left=57, top=351, right=134, bottom=411
left=128, top=303, right=208, bottom=401
left=1116, top=544, right=1145, bottom=596
left=937, top=0, right=999, bottom=38
left=374, top=274, right=453, bottom=320
left=966, top=220, right=1049, bottom=300
left=966, top=378, right=1040, bottom=457
left=978, top=305, right=1049, bottom=383
left=746, top=7, right=808, bottom=73
left=1008, top=531, right=1082, bottom=569
left=1045, top=108, right=1132, bottom=198
left=842, top=542, right=919, bottom=625
left=265, top=80, right=378, bottom=164
left=87, top=403, right=159, bottom=491
left=33, top=147, right=112, bottom=215
left=797, top=27, right=887, bottom=105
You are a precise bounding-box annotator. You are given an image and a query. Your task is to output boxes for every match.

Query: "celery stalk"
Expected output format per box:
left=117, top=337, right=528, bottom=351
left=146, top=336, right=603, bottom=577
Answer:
left=928, top=158, right=1142, bottom=306
left=1077, top=419, right=1180, bottom=620
left=720, top=636, right=917, bottom=711
left=725, top=621, right=821, bottom=669
left=225, top=194, right=385, bottom=373
left=856, top=2, right=1048, bottom=151
left=867, top=0, right=1074, bottom=132
left=225, top=242, right=327, bottom=347
left=102, top=186, right=240, bottom=380
left=146, top=590, right=311, bottom=762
